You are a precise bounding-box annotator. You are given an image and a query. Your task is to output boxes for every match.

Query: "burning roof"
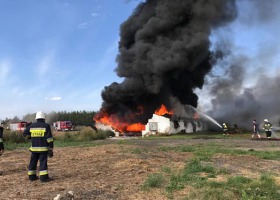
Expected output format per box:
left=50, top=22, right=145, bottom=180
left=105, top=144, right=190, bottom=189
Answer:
left=95, top=104, right=173, bottom=133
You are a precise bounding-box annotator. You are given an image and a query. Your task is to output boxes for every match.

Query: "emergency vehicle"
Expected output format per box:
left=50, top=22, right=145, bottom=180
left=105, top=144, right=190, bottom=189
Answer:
left=9, top=121, right=32, bottom=132
left=53, top=121, right=73, bottom=131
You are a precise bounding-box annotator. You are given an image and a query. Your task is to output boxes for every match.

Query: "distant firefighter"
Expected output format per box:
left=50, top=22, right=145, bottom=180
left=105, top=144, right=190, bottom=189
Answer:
left=262, top=119, right=273, bottom=139
left=222, top=123, right=229, bottom=136
left=252, top=119, right=261, bottom=139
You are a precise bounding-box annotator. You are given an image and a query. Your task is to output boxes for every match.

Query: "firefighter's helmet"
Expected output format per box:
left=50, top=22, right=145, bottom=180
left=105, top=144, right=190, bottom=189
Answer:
left=35, top=111, right=46, bottom=120
left=264, top=119, right=268, bottom=122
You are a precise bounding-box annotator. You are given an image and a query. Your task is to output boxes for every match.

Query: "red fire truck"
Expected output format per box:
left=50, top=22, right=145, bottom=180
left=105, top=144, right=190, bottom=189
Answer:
left=9, top=121, right=32, bottom=132
left=53, top=121, right=73, bottom=131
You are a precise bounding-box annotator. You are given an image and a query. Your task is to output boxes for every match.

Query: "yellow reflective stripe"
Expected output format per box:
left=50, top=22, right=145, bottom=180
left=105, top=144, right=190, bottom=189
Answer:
left=30, top=147, right=49, bottom=152
left=31, top=131, right=44, bottom=137
left=28, top=170, right=36, bottom=175
left=0, top=138, right=3, bottom=142
left=30, top=128, right=46, bottom=137
left=47, top=138, right=54, bottom=143
left=39, top=170, right=48, bottom=176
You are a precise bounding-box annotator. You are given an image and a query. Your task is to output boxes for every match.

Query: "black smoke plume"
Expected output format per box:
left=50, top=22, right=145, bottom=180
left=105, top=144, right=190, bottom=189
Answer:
left=97, top=0, right=237, bottom=124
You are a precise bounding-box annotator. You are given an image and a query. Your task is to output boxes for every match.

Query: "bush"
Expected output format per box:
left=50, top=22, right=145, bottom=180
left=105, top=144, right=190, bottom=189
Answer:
left=62, top=132, right=75, bottom=142
left=3, top=131, right=26, bottom=143
left=100, top=130, right=115, bottom=138
left=142, top=173, right=164, bottom=190
left=78, top=127, right=108, bottom=141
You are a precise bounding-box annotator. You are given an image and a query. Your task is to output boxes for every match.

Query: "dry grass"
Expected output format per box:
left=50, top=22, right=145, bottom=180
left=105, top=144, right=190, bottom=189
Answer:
left=1, top=137, right=280, bottom=199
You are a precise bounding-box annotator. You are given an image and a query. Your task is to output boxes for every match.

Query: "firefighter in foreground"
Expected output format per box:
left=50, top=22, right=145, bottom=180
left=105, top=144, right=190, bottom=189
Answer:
left=23, top=111, right=54, bottom=182
left=0, top=122, right=4, bottom=156
left=262, top=119, right=273, bottom=139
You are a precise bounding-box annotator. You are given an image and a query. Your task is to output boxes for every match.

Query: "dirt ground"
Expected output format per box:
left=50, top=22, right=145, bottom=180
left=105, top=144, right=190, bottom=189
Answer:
left=1, top=137, right=280, bottom=200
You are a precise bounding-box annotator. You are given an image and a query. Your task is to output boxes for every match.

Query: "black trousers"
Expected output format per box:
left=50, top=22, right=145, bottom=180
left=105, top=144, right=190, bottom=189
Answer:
left=265, top=131, right=272, bottom=138
left=28, top=152, right=49, bottom=181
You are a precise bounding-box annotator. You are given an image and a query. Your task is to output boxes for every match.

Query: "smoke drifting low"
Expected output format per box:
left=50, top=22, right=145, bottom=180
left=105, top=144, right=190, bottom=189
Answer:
left=98, top=0, right=237, bottom=124
left=205, top=60, right=280, bottom=128
left=203, top=0, right=280, bottom=129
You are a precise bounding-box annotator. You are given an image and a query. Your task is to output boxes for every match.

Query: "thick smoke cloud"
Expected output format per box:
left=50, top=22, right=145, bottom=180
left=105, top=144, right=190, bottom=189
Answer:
left=202, top=0, right=280, bottom=129
left=206, top=68, right=280, bottom=129
left=98, top=0, right=237, bottom=124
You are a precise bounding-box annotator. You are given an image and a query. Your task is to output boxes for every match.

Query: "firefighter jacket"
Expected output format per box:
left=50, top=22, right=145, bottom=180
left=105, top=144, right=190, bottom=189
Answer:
left=23, top=119, right=53, bottom=152
left=263, top=122, right=272, bottom=131
left=0, top=126, right=4, bottom=150
left=223, top=124, right=228, bottom=131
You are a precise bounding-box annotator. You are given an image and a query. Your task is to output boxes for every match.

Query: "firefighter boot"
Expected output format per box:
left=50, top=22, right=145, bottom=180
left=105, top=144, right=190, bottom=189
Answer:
left=29, top=174, right=39, bottom=181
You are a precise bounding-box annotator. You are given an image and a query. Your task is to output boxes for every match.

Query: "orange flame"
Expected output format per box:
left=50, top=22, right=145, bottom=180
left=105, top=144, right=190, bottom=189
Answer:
left=94, top=107, right=145, bottom=133
left=126, top=123, right=145, bottom=132
left=94, top=104, right=173, bottom=133
left=155, top=104, right=173, bottom=116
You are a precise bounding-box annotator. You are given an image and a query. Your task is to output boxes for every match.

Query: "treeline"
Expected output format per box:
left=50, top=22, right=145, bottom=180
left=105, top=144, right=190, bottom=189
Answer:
left=2, top=111, right=97, bottom=126
left=47, top=111, right=97, bottom=125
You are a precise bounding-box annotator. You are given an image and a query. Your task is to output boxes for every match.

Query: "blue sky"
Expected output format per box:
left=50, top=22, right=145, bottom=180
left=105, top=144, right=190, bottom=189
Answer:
left=0, top=0, right=280, bottom=120
left=0, top=0, right=141, bottom=119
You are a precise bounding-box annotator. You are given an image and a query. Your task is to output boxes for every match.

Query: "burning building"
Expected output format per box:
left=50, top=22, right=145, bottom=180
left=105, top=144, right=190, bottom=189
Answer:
left=96, top=104, right=211, bottom=137
left=142, top=106, right=206, bottom=137
left=94, top=0, right=237, bottom=135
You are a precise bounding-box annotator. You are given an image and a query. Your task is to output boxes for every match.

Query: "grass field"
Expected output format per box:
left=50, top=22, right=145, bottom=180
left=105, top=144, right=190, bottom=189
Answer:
left=1, top=130, right=280, bottom=199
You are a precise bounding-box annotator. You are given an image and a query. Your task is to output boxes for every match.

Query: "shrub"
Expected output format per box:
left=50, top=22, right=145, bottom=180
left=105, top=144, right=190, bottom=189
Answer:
left=78, top=127, right=107, bottom=141
left=99, top=130, right=115, bottom=138
left=62, top=132, right=75, bottom=142
left=3, top=131, right=26, bottom=143
left=142, top=173, right=164, bottom=190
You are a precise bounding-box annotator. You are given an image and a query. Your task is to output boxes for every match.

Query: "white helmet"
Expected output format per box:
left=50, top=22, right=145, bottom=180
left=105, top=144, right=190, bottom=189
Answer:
left=264, top=119, right=268, bottom=122
left=35, top=111, right=46, bottom=120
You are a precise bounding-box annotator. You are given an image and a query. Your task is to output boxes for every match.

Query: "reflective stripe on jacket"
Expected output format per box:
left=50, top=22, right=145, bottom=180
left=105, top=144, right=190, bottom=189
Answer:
left=223, top=124, right=228, bottom=131
left=263, top=122, right=272, bottom=131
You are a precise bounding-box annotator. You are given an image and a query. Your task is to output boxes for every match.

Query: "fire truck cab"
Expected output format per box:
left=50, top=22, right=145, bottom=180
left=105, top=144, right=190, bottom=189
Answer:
left=53, top=121, right=72, bottom=131
left=9, top=121, right=32, bottom=132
